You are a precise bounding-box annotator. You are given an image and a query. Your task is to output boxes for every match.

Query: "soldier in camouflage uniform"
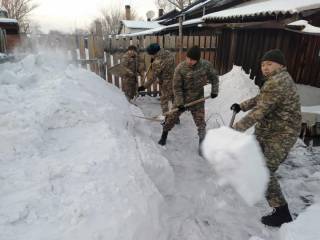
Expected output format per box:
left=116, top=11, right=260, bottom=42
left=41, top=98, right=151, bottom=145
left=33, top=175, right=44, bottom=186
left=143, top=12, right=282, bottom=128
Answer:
left=138, top=43, right=175, bottom=114
left=158, top=46, right=219, bottom=153
left=231, top=49, right=301, bottom=227
left=121, top=45, right=143, bottom=100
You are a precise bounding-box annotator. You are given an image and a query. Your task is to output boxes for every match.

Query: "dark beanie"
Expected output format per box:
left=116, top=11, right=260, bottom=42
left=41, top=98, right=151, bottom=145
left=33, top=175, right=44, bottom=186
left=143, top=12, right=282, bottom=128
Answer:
left=261, top=49, right=286, bottom=66
left=187, top=46, right=201, bottom=61
left=146, top=43, right=160, bottom=55
left=127, top=45, right=137, bottom=51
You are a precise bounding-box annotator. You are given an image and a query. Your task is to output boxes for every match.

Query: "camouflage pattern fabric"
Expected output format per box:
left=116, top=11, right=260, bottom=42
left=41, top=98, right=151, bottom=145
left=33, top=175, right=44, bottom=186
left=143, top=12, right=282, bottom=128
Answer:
left=162, top=59, right=219, bottom=139
left=173, top=59, right=219, bottom=110
left=143, top=49, right=175, bottom=113
left=163, top=103, right=206, bottom=140
left=233, top=67, right=301, bottom=207
left=121, top=50, right=143, bottom=100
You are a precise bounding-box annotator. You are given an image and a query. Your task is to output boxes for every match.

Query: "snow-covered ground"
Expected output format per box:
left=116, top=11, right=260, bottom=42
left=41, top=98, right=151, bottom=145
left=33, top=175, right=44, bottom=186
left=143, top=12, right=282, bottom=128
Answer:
left=1, top=52, right=320, bottom=240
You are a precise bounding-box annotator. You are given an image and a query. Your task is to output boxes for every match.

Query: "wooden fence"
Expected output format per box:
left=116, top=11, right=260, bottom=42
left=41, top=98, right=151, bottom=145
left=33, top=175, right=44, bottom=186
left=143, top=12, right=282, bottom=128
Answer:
left=232, top=28, right=320, bottom=87
left=104, top=34, right=219, bottom=95
left=0, top=28, right=6, bottom=53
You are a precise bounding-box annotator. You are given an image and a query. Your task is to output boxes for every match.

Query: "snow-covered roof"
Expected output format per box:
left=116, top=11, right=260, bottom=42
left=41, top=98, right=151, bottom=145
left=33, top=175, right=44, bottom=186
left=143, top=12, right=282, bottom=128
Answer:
left=121, top=20, right=163, bottom=29
left=202, top=0, right=320, bottom=21
left=0, top=17, right=18, bottom=23
left=185, top=0, right=212, bottom=13
left=288, top=20, right=320, bottom=34
left=119, top=17, right=203, bottom=37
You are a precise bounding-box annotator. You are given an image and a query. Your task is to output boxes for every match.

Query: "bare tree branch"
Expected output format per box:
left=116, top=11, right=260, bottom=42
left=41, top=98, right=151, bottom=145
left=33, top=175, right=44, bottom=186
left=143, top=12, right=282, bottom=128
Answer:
left=154, top=0, right=196, bottom=11
left=89, top=7, right=139, bottom=35
left=1, top=0, right=38, bottom=32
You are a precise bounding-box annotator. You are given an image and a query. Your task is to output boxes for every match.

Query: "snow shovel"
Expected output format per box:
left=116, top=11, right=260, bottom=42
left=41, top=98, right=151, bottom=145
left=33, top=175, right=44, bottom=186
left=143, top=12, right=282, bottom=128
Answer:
left=132, top=95, right=211, bottom=122
left=162, top=95, right=211, bottom=117
left=131, top=64, right=152, bottom=103
left=229, top=110, right=237, bottom=128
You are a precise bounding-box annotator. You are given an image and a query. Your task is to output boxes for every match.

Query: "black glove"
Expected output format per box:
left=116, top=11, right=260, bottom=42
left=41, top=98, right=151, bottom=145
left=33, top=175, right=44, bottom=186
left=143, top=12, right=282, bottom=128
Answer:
left=230, top=103, right=241, bottom=113
left=150, top=58, right=154, bottom=63
left=138, top=86, right=146, bottom=92
left=211, top=92, right=218, bottom=99
left=178, top=105, right=186, bottom=112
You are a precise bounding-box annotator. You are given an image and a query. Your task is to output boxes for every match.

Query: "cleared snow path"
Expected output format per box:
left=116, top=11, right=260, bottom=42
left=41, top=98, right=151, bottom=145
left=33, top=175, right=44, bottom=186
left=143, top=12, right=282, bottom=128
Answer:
left=135, top=96, right=274, bottom=240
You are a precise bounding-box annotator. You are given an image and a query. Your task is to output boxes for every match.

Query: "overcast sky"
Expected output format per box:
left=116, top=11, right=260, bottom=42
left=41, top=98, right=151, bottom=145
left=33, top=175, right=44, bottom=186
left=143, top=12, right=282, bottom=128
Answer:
left=30, top=0, right=158, bottom=33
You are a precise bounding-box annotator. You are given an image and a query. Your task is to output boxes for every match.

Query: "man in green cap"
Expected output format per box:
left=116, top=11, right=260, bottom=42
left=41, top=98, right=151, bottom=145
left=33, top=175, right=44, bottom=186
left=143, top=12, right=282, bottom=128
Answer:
left=158, top=45, right=219, bottom=155
left=231, top=49, right=301, bottom=227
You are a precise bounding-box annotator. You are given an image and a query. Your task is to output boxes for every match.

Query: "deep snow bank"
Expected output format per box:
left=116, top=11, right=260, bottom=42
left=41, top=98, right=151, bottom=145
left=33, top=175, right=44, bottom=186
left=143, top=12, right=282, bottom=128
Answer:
left=0, top=51, right=173, bottom=240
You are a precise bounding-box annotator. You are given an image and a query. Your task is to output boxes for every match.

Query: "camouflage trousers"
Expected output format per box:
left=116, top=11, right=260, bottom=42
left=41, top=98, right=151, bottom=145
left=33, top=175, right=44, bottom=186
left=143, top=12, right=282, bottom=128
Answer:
left=258, top=135, right=297, bottom=207
left=159, top=81, right=174, bottom=114
left=163, top=103, right=206, bottom=140
left=122, top=77, right=137, bottom=100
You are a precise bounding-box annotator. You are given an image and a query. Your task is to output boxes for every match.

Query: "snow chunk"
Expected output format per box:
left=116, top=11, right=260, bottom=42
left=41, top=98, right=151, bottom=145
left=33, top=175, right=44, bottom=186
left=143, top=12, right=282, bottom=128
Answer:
left=202, top=127, right=269, bottom=206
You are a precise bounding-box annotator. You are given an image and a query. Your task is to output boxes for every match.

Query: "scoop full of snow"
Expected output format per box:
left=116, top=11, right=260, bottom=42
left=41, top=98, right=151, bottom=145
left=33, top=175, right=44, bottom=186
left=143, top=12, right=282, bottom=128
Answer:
left=201, top=126, right=269, bottom=206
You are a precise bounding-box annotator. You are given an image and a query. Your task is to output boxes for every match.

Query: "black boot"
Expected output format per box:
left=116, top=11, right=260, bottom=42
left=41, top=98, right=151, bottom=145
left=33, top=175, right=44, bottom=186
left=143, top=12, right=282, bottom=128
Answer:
left=175, top=117, right=180, bottom=125
left=158, top=131, right=168, bottom=146
left=261, top=204, right=293, bottom=227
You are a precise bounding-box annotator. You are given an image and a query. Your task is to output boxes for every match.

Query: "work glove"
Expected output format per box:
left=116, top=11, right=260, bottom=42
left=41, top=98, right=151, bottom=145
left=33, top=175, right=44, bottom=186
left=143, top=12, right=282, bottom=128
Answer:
left=138, top=86, right=146, bottom=92
left=230, top=103, right=241, bottom=113
left=210, top=92, right=218, bottom=99
left=178, top=105, right=186, bottom=112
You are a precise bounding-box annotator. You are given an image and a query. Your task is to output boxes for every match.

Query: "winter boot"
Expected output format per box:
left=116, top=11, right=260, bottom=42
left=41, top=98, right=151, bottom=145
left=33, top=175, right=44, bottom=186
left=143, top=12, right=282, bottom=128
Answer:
left=261, top=204, right=293, bottom=227
left=158, top=131, right=168, bottom=146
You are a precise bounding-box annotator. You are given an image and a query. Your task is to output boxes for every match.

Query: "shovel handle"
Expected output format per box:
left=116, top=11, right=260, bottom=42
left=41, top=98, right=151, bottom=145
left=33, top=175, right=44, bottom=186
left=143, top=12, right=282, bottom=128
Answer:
left=229, top=110, right=237, bottom=128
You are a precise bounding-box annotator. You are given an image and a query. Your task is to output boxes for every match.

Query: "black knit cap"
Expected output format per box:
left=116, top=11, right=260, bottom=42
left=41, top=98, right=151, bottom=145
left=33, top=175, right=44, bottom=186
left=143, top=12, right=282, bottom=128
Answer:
left=127, top=45, right=137, bottom=51
left=187, top=46, right=201, bottom=61
left=261, top=49, right=286, bottom=66
left=146, top=43, right=160, bottom=55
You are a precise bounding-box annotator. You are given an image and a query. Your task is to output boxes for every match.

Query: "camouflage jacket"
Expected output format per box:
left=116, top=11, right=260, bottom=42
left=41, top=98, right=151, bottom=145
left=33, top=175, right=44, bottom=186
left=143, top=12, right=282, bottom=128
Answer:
left=173, top=59, right=219, bottom=107
left=121, top=51, right=143, bottom=78
left=234, top=67, right=301, bottom=138
left=144, top=49, right=175, bottom=88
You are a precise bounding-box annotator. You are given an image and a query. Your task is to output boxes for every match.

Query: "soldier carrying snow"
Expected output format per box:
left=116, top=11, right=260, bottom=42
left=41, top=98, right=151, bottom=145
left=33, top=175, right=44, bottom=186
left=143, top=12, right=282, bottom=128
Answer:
left=231, top=49, right=302, bottom=227
left=158, top=46, right=219, bottom=155
left=138, top=43, right=175, bottom=117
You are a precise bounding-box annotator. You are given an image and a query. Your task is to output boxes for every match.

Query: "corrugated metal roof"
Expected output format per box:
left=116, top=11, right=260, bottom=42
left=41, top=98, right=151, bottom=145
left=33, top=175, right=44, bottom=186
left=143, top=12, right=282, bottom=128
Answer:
left=121, top=20, right=163, bottom=29
left=119, top=17, right=203, bottom=37
left=202, top=0, right=320, bottom=21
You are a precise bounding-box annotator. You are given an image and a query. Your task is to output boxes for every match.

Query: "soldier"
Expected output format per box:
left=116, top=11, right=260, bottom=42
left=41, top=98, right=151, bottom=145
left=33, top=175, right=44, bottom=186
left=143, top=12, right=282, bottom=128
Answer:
left=231, top=49, right=301, bottom=227
left=138, top=43, right=175, bottom=117
left=158, top=46, right=219, bottom=155
left=121, top=45, right=143, bottom=100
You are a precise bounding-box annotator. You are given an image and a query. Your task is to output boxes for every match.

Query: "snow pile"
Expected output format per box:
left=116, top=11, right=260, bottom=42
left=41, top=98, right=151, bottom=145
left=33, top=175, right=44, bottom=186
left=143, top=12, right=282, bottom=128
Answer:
left=202, top=127, right=269, bottom=206
left=205, top=65, right=259, bottom=128
left=279, top=202, right=320, bottom=240
left=0, top=50, right=173, bottom=240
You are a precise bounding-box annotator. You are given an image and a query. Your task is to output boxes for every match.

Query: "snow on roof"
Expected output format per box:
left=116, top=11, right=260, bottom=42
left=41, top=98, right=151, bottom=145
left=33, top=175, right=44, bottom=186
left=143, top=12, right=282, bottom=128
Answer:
left=0, top=17, right=18, bottom=23
left=121, top=20, right=163, bottom=29
left=185, top=0, right=212, bottom=13
left=119, top=17, right=203, bottom=37
left=202, top=0, right=320, bottom=21
left=288, top=20, right=320, bottom=34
